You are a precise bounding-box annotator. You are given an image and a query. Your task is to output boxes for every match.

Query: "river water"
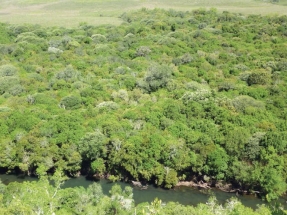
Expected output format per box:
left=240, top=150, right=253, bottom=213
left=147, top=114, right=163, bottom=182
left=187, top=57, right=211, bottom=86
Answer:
left=0, top=174, right=285, bottom=209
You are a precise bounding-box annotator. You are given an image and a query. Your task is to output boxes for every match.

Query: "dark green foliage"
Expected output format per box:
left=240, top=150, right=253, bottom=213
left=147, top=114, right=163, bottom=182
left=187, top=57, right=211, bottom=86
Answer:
left=77, top=130, right=107, bottom=161
left=60, top=95, right=82, bottom=110
left=204, top=145, right=229, bottom=180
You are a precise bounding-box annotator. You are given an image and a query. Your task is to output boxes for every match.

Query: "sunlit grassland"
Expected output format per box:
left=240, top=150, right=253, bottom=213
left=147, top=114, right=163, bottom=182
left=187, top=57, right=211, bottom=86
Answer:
left=0, top=0, right=286, bottom=27
left=276, top=0, right=287, bottom=5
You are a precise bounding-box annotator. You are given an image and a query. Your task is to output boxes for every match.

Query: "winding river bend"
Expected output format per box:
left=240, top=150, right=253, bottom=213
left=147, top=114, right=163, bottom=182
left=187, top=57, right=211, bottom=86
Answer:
left=0, top=174, right=285, bottom=209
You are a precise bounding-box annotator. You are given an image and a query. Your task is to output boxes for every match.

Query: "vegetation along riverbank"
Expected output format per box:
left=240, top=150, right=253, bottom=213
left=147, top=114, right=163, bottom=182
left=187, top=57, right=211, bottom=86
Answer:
left=0, top=5, right=287, bottom=213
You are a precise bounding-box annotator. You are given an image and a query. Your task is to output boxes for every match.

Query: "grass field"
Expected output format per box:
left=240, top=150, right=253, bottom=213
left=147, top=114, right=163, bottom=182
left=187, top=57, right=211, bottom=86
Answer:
left=0, top=0, right=286, bottom=27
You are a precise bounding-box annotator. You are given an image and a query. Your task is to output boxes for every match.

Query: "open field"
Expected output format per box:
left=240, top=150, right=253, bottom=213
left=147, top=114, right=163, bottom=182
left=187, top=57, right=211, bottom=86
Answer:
left=0, top=0, right=286, bottom=27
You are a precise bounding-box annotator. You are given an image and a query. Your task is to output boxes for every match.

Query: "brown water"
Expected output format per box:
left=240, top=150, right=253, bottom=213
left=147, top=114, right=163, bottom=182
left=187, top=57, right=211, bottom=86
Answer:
left=0, top=174, right=285, bottom=209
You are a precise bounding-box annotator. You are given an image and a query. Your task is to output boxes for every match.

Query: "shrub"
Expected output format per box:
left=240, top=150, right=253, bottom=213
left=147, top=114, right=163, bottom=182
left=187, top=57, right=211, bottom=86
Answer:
left=137, top=64, right=172, bottom=92
left=135, top=46, right=151, bottom=57
left=48, top=46, right=63, bottom=54
left=96, top=101, right=119, bottom=111
left=8, top=85, right=24, bottom=96
left=244, top=132, right=265, bottom=160
left=247, top=70, right=271, bottom=85
left=60, top=95, right=82, bottom=110
left=0, top=44, right=15, bottom=55
left=172, top=53, right=194, bottom=66
left=112, top=89, right=129, bottom=102
left=218, top=82, right=235, bottom=92
left=0, top=64, right=18, bottom=77
left=181, top=89, right=212, bottom=104
left=55, top=65, right=80, bottom=82
left=0, top=76, right=20, bottom=95
left=91, top=34, right=107, bottom=43
left=33, top=93, right=57, bottom=105
left=198, top=22, right=207, bottom=29
left=232, top=95, right=265, bottom=112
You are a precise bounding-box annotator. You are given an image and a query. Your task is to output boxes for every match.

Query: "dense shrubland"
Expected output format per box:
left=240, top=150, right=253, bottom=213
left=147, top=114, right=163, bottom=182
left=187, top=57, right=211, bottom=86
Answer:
left=0, top=8, right=287, bottom=201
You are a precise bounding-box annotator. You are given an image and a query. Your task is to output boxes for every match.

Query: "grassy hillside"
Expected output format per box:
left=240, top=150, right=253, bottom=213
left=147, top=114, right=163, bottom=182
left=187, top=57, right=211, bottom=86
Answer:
left=0, top=0, right=286, bottom=27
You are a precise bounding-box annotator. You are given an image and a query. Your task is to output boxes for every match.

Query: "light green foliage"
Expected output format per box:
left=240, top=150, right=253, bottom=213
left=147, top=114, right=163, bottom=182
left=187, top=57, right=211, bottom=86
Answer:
left=164, top=167, right=178, bottom=188
left=0, top=64, right=18, bottom=77
left=135, top=46, right=151, bottom=57
left=0, top=76, right=21, bottom=95
left=138, top=64, right=173, bottom=92
left=232, top=95, right=265, bottom=113
left=0, top=23, right=11, bottom=44
left=182, top=89, right=212, bottom=104
left=55, top=65, right=81, bottom=82
left=96, top=101, right=119, bottom=111
left=91, top=158, right=106, bottom=174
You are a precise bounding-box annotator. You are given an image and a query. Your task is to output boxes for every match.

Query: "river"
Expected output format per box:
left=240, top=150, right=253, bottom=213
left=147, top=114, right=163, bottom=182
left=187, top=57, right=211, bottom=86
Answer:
left=0, top=174, right=285, bottom=209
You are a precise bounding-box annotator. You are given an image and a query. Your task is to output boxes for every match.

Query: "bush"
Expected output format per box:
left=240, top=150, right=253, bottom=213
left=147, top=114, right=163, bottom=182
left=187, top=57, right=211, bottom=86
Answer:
left=172, top=53, right=194, bottom=66
left=55, top=65, right=80, bottom=82
left=0, top=44, right=15, bottom=55
left=218, top=82, right=235, bottom=92
left=48, top=46, right=63, bottom=54
left=112, top=89, right=129, bottom=102
left=91, top=34, right=107, bottom=43
left=137, top=64, right=172, bottom=92
left=60, top=95, right=82, bottom=110
left=135, top=46, right=151, bottom=57
left=232, top=95, right=265, bottom=112
left=244, top=132, right=265, bottom=160
left=247, top=70, right=271, bottom=85
left=96, top=101, right=119, bottom=111
left=198, top=22, right=207, bottom=29
left=181, top=89, right=212, bottom=104
left=0, top=64, right=18, bottom=77
left=8, top=84, right=24, bottom=96
left=0, top=76, right=20, bottom=95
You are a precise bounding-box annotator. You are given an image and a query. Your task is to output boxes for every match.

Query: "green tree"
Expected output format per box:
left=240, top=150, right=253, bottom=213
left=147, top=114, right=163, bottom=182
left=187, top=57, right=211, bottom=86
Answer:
left=137, top=64, right=173, bottom=92
left=205, top=145, right=229, bottom=180
left=77, top=130, right=108, bottom=161
left=60, top=95, right=82, bottom=110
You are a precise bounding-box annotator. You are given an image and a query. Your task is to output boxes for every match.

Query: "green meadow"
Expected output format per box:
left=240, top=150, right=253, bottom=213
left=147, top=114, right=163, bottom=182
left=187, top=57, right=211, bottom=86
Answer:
left=0, top=0, right=286, bottom=27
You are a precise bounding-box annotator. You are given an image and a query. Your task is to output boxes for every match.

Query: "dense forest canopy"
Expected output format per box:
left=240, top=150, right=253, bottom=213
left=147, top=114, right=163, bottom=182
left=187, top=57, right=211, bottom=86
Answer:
left=0, top=8, right=287, bottom=208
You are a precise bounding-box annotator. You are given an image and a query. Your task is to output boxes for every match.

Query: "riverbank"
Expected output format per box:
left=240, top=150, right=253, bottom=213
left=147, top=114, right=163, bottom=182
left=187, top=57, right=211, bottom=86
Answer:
left=1, top=173, right=285, bottom=209
left=175, top=180, right=253, bottom=195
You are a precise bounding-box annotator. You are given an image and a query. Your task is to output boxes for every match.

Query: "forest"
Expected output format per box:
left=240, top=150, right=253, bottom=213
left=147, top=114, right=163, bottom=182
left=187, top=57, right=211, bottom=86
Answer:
left=0, top=7, right=287, bottom=213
